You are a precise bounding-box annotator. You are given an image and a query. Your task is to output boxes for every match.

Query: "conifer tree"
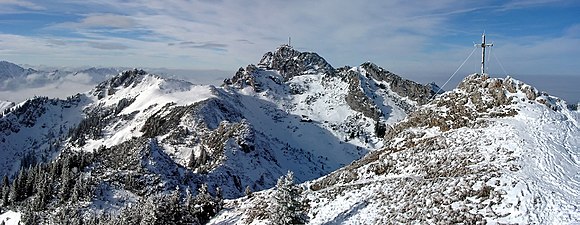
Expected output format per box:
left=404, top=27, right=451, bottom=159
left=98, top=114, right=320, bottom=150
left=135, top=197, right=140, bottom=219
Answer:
left=187, top=150, right=196, bottom=169
left=270, top=171, right=308, bottom=225
left=194, top=183, right=217, bottom=223
left=164, top=188, right=182, bottom=225
left=140, top=195, right=159, bottom=225
left=8, top=176, right=19, bottom=204
left=1, top=175, right=8, bottom=206
left=245, top=185, right=253, bottom=198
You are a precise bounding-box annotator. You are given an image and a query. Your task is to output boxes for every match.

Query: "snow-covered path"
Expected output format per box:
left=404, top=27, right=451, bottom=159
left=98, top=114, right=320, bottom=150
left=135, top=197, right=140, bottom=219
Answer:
left=500, top=103, right=580, bottom=224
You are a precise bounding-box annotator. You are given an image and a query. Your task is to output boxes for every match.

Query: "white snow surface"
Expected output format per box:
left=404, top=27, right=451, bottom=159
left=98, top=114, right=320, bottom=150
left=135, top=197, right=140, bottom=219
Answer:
left=211, top=67, right=411, bottom=183
left=0, top=100, right=13, bottom=112
left=0, top=62, right=417, bottom=199
left=0, top=210, right=21, bottom=225
left=80, top=75, right=215, bottom=151
left=209, top=75, right=580, bottom=224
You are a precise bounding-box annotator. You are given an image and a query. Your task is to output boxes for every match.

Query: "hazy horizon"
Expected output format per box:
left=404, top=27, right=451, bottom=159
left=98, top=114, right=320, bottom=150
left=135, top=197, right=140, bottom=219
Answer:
left=1, top=61, right=578, bottom=105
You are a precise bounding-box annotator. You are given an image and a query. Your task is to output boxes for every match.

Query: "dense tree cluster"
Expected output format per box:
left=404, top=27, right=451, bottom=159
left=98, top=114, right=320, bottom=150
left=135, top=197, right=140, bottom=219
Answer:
left=0, top=150, right=93, bottom=214
left=1, top=137, right=225, bottom=224
left=90, top=184, right=223, bottom=225
left=68, top=97, right=136, bottom=146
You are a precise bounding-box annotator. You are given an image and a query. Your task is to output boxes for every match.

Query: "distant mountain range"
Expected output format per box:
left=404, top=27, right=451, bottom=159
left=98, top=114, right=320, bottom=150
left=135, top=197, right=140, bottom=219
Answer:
left=0, top=46, right=578, bottom=224
left=0, top=61, right=122, bottom=89
left=0, top=61, right=230, bottom=103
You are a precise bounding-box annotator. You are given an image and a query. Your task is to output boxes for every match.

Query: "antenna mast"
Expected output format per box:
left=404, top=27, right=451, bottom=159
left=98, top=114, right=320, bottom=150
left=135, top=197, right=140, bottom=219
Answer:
left=288, top=37, right=292, bottom=47
left=477, top=33, right=493, bottom=74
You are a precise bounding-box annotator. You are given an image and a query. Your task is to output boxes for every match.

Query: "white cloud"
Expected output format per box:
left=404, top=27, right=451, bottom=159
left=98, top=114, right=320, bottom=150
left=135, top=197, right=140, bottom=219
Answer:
left=0, top=0, right=44, bottom=11
left=79, top=13, right=137, bottom=29
left=51, top=13, right=138, bottom=29
left=0, top=0, right=578, bottom=86
left=499, top=0, right=576, bottom=11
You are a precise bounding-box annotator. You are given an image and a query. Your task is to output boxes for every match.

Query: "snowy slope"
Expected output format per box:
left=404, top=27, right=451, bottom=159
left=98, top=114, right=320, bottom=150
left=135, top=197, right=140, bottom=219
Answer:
left=209, top=74, right=580, bottom=224
left=0, top=96, right=87, bottom=176
left=0, top=46, right=440, bottom=222
left=0, top=61, right=34, bottom=79
left=0, top=100, right=14, bottom=113
left=0, top=210, right=21, bottom=225
left=203, top=46, right=437, bottom=195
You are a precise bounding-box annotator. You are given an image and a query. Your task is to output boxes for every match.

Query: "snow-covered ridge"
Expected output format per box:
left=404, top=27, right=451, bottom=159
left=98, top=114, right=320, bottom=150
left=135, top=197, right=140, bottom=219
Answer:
left=0, top=100, right=14, bottom=113
left=209, top=74, right=580, bottom=224
left=0, top=45, right=436, bottom=199
left=1, top=46, right=457, bottom=223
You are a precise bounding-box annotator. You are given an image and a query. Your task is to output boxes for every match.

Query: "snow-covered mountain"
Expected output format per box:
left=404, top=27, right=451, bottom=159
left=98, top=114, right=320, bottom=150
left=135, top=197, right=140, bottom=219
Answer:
left=0, top=46, right=439, bottom=223
left=0, top=61, right=124, bottom=103
left=209, top=74, right=580, bottom=224
left=0, top=61, right=36, bottom=80
left=0, top=61, right=121, bottom=89
left=0, top=100, right=14, bottom=113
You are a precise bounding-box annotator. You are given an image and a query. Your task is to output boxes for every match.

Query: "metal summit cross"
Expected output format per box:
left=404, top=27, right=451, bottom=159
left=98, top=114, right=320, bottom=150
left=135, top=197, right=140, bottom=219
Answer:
left=477, top=33, right=493, bottom=75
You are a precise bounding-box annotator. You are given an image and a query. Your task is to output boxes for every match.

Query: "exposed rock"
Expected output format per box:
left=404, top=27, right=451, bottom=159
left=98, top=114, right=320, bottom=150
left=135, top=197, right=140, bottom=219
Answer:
left=360, top=62, right=435, bottom=105
left=258, top=45, right=335, bottom=80
left=342, top=69, right=382, bottom=120
left=92, top=69, right=148, bottom=99
left=223, top=65, right=263, bottom=91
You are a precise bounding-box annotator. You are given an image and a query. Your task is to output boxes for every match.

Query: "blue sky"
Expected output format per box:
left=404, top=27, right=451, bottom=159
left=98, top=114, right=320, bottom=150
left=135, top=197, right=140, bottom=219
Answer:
left=0, top=0, right=579, bottom=84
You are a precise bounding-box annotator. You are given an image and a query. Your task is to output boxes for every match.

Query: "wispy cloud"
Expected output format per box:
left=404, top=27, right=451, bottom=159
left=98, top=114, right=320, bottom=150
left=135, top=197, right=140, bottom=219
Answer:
left=0, top=0, right=45, bottom=11
left=0, top=0, right=578, bottom=81
left=168, top=41, right=228, bottom=51
left=73, top=13, right=137, bottom=29
left=86, top=41, right=129, bottom=50
left=499, top=0, right=575, bottom=10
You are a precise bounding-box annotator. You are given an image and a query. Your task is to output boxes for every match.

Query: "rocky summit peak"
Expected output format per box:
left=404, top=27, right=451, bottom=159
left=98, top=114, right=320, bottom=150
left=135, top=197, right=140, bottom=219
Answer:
left=359, top=62, right=437, bottom=105
left=92, top=68, right=149, bottom=99
left=258, top=45, right=335, bottom=80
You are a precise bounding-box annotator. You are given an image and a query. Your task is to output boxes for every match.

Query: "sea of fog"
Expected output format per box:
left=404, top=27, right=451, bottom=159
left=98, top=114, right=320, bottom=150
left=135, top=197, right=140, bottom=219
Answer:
left=1, top=71, right=579, bottom=106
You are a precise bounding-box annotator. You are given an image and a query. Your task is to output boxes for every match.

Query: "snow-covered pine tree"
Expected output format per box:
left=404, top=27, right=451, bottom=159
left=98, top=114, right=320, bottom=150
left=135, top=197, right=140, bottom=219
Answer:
left=245, top=185, right=253, bottom=198
left=215, top=186, right=223, bottom=212
left=0, top=175, right=8, bottom=206
left=8, top=176, right=19, bottom=204
left=188, top=149, right=196, bottom=169
left=140, top=195, right=160, bottom=225
left=270, top=171, right=308, bottom=225
left=194, top=183, right=215, bottom=223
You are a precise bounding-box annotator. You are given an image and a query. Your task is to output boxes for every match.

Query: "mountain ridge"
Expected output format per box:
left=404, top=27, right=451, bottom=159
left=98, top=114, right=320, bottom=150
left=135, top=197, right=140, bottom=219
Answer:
left=209, top=73, right=580, bottom=224
left=3, top=46, right=576, bottom=224
left=0, top=46, right=434, bottom=199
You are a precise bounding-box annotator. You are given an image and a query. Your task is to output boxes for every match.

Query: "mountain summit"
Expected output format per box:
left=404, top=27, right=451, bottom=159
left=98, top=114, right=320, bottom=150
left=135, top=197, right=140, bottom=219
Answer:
left=258, top=45, right=336, bottom=80
left=210, top=73, right=580, bottom=224
left=7, top=47, right=577, bottom=224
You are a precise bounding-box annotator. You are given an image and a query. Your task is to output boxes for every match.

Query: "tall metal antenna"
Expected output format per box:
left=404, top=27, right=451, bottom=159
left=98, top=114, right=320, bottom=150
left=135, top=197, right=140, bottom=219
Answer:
left=288, top=37, right=292, bottom=47
left=477, top=33, right=493, bottom=74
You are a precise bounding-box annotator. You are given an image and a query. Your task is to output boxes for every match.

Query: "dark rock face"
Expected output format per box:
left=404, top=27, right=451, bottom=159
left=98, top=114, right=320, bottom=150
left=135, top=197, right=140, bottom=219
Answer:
left=92, top=69, right=148, bottom=99
left=258, top=45, right=335, bottom=81
left=223, top=65, right=264, bottom=92
left=225, top=47, right=440, bottom=122
left=342, top=69, right=383, bottom=120
left=360, top=62, right=435, bottom=105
